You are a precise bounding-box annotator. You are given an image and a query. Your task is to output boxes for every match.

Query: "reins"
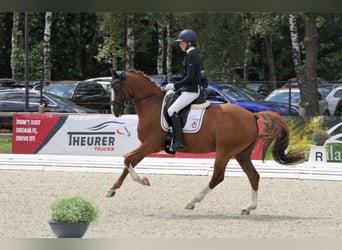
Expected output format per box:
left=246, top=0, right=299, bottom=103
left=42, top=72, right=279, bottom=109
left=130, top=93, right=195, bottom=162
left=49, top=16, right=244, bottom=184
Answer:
left=134, top=92, right=160, bottom=103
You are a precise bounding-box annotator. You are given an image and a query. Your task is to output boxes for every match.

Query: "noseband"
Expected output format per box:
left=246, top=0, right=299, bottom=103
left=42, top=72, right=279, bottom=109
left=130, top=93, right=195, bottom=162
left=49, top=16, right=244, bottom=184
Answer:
left=110, top=72, right=129, bottom=115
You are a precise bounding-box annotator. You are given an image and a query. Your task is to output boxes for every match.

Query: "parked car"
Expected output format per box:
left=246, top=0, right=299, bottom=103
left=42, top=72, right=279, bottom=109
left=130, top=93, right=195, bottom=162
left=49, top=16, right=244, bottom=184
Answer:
left=264, top=88, right=330, bottom=115
left=282, top=84, right=341, bottom=99
left=325, top=86, right=342, bottom=115
left=204, top=83, right=299, bottom=115
left=150, top=74, right=183, bottom=86
left=334, top=99, right=342, bottom=116
left=318, top=83, right=342, bottom=96
left=44, top=80, right=111, bottom=113
left=236, top=86, right=265, bottom=101
left=85, top=77, right=112, bottom=93
left=245, top=82, right=273, bottom=97
left=281, top=77, right=330, bottom=88
left=85, top=71, right=127, bottom=94
left=0, top=78, right=17, bottom=90
left=0, top=89, right=95, bottom=129
left=31, top=81, right=49, bottom=91
left=279, top=78, right=340, bottom=115
left=318, top=86, right=333, bottom=98
left=86, top=76, right=141, bottom=114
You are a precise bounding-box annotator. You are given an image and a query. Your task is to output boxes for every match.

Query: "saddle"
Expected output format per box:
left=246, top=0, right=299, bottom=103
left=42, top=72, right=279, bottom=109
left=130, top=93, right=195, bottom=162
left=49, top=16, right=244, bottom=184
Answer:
left=162, top=90, right=208, bottom=128
left=161, top=90, right=210, bottom=154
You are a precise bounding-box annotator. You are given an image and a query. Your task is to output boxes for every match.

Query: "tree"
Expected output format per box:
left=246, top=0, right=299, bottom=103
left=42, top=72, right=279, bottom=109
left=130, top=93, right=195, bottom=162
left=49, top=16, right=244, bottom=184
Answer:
left=96, top=13, right=126, bottom=72
left=288, top=13, right=302, bottom=81
left=243, top=14, right=252, bottom=81
left=264, top=36, right=276, bottom=89
left=0, top=13, right=13, bottom=77
left=302, top=13, right=320, bottom=117
left=166, top=13, right=174, bottom=81
left=193, top=13, right=249, bottom=81
left=10, top=12, right=21, bottom=80
left=2, top=12, right=341, bottom=85
left=153, top=13, right=174, bottom=76
left=43, top=12, right=52, bottom=82
left=156, top=18, right=165, bottom=75
left=252, top=13, right=282, bottom=89
left=151, top=13, right=175, bottom=77
left=316, top=13, right=342, bottom=80
left=125, top=14, right=135, bottom=70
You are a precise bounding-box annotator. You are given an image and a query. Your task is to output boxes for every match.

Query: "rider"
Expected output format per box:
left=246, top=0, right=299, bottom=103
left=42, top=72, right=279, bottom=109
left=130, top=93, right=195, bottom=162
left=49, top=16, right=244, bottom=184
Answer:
left=163, top=29, right=202, bottom=151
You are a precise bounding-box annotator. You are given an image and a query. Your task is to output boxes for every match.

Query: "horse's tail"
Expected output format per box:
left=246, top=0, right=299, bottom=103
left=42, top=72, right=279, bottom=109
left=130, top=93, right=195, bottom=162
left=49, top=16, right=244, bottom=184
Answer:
left=256, top=111, right=304, bottom=165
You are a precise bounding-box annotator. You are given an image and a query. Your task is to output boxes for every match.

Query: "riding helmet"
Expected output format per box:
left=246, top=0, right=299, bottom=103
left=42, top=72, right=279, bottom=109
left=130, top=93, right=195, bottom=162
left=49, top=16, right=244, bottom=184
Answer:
left=175, top=29, right=198, bottom=43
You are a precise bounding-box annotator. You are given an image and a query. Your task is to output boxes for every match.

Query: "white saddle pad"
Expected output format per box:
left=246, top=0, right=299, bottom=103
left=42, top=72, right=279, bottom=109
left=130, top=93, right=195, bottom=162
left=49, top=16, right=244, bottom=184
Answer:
left=160, top=91, right=209, bottom=133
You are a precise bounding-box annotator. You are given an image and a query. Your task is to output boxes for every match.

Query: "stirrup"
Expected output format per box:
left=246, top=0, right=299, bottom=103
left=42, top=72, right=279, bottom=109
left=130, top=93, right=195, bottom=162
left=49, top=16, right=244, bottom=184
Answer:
left=172, top=141, right=187, bottom=151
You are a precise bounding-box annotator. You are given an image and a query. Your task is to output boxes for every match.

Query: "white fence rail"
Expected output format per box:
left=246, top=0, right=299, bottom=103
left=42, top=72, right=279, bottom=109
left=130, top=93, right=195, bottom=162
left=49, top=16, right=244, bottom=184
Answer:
left=1, top=154, right=341, bottom=181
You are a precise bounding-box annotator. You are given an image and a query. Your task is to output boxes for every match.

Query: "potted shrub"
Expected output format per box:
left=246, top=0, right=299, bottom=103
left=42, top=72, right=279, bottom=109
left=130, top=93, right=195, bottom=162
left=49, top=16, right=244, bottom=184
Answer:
left=48, top=195, right=99, bottom=238
left=312, top=129, right=330, bottom=146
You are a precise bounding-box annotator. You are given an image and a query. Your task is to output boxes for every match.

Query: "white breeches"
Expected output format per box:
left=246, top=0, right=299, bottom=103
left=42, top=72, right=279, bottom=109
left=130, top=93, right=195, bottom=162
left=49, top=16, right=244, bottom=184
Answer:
left=168, top=90, right=200, bottom=116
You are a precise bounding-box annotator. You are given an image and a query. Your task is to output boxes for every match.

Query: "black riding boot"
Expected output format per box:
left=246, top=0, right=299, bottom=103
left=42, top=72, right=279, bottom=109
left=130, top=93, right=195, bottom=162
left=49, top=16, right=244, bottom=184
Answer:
left=170, top=112, right=187, bottom=151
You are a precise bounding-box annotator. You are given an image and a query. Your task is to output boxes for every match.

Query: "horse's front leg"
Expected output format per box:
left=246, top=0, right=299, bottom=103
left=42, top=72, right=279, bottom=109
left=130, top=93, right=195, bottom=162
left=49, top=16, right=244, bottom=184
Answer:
left=106, top=167, right=129, bottom=197
left=126, top=164, right=150, bottom=186
left=106, top=145, right=152, bottom=197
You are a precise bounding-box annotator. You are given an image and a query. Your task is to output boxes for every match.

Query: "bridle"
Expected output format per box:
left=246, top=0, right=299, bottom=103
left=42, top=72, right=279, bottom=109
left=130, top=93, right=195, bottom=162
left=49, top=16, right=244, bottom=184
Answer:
left=110, top=71, right=129, bottom=115
left=110, top=70, right=160, bottom=115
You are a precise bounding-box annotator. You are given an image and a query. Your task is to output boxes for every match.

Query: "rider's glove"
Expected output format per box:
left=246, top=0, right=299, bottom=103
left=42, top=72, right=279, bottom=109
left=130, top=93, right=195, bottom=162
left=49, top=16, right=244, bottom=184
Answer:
left=163, top=83, right=175, bottom=91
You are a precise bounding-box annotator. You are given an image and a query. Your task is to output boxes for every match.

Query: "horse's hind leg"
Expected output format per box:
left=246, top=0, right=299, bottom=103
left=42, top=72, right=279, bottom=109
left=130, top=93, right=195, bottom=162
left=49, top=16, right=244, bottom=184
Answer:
left=235, top=146, right=260, bottom=215
left=185, top=153, right=230, bottom=210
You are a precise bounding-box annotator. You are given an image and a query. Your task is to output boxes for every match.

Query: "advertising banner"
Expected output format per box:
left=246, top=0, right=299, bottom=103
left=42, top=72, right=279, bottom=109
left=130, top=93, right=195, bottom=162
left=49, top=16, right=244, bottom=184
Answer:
left=13, top=114, right=139, bottom=156
left=12, top=114, right=266, bottom=159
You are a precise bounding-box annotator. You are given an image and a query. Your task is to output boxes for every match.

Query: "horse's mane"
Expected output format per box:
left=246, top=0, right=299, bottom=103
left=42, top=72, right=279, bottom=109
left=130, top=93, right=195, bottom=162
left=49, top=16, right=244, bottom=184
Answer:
left=127, top=69, right=160, bottom=87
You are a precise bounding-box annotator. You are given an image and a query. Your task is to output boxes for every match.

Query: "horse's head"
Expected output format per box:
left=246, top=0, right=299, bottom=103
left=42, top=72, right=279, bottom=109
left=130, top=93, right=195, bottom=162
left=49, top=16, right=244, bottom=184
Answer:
left=110, top=69, right=129, bottom=117
left=110, top=69, right=164, bottom=117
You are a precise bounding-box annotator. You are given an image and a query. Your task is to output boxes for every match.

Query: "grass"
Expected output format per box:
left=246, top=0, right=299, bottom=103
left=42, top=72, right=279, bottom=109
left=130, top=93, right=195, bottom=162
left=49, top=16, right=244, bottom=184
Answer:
left=0, top=137, right=12, bottom=153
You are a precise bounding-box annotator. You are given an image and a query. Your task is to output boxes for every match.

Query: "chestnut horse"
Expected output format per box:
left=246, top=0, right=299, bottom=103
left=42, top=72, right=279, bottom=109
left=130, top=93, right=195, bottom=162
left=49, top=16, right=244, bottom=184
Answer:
left=107, top=69, right=304, bottom=215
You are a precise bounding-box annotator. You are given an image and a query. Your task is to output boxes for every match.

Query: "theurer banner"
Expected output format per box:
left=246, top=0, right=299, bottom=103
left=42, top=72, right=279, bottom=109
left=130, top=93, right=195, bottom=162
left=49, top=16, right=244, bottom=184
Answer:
left=13, top=114, right=139, bottom=156
left=12, top=113, right=265, bottom=159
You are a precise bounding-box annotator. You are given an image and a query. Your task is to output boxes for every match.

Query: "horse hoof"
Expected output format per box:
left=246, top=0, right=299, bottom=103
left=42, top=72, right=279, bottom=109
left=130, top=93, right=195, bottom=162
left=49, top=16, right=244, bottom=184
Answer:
left=106, top=189, right=116, bottom=197
left=241, top=209, right=250, bottom=215
left=142, top=177, right=150, bottom=186
left=185, top=203, right=195, bottom=210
